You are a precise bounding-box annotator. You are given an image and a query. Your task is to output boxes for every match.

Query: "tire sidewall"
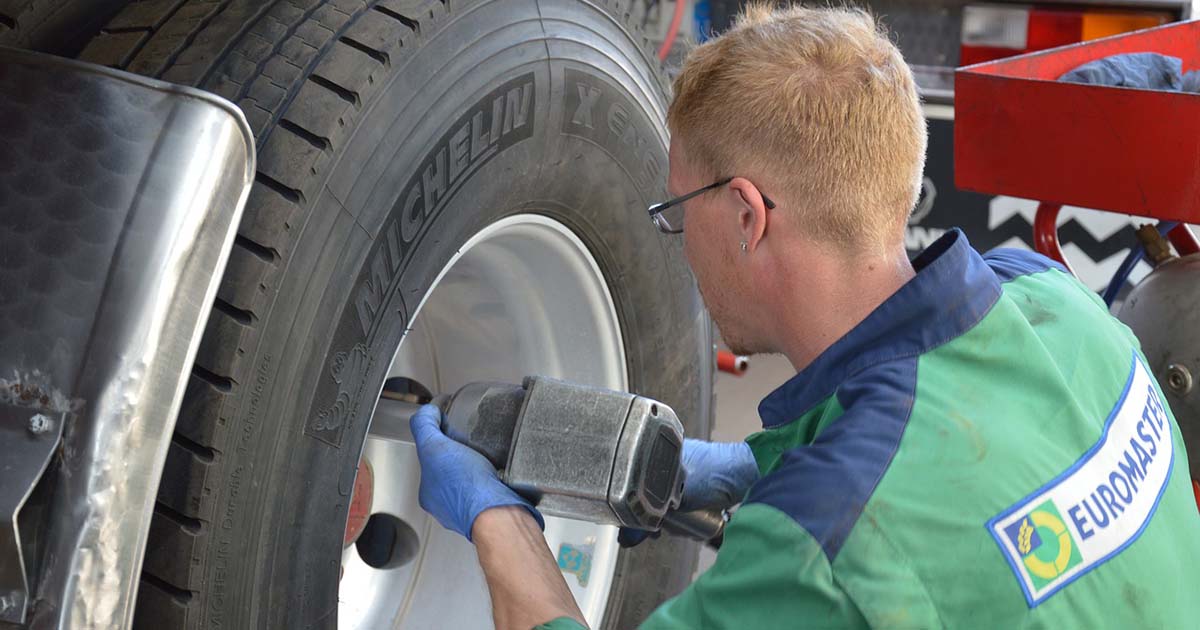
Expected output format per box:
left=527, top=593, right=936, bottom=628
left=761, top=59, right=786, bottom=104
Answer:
left=202, top=2, right=712, bottom=627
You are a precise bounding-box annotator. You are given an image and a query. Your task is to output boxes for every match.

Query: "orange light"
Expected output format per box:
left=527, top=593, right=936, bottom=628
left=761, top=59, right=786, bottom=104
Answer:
left=1081, top=11, right=1170, bottom=41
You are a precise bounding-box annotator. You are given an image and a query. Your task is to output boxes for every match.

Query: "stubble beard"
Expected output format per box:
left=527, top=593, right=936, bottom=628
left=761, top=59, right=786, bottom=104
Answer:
left=714, top=312, right=758, bottom=356
left=699, top=282, right=762, bottom=357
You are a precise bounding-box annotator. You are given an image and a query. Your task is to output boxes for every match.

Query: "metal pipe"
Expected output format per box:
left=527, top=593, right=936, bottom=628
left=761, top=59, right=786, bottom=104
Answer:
left=657, top=0, right=687, bottom=61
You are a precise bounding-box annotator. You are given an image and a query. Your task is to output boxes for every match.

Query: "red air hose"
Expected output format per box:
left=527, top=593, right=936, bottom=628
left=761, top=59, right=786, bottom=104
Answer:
left=658, top=0, right=687, bottom=61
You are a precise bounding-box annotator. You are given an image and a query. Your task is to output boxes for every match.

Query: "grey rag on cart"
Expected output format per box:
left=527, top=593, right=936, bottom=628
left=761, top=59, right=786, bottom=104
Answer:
left=1059, top=51, right=1200, bottom=92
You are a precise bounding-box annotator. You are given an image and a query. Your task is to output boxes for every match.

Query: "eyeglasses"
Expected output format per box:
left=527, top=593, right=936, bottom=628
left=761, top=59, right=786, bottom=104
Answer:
left=648, top=177, right=777, bottom=234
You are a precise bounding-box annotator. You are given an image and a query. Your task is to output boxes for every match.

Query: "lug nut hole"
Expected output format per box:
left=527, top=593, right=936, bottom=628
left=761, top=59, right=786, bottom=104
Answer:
left=356, top=513, right=420, bottom=569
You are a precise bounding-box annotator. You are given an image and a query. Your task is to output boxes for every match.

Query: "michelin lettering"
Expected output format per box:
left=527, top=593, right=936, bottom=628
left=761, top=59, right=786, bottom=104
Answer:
left=354, top=73, right=536, bottom=337
left=309, top=75, right=538, bottom=446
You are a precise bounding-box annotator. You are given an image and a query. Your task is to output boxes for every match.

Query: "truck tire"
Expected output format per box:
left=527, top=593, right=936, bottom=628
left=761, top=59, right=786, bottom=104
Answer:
left=79, top=1, right=713, bottom=628
left=0, top=0, right=128, bottom=55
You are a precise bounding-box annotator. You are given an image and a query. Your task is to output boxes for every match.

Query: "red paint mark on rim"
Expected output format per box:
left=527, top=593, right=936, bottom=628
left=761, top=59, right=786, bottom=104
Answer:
left=344, top=457, right=374, bottom=547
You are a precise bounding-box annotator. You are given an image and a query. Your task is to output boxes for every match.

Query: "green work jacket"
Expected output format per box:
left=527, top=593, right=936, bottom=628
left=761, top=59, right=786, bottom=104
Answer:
left=542, top=229, right=1200, bottom=629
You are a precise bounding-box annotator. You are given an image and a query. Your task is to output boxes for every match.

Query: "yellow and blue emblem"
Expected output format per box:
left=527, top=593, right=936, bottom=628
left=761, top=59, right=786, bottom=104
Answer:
left=557, top=542, right=593, bottom=587
left=1002, top=500, right=1083, bottom=591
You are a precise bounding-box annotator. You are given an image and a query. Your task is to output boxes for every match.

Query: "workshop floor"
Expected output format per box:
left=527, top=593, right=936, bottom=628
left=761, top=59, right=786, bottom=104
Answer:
left=712, top=351, right=795, bottom=442
left=695, top=348, right=797, bottom=575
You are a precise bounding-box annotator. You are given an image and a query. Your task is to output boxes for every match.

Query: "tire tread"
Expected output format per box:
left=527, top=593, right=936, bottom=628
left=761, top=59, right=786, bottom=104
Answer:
left=78, top=2, right=674, bottom=627
left=80, top=4, right=440, bottom=626
left=0, top=0, right=128, bottom=53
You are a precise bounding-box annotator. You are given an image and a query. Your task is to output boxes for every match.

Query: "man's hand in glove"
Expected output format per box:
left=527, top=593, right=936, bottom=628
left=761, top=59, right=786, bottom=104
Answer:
left=618, top=437, right=759, bottom=547
left=409, top=404, right=544, bottom=540
left=411, top=404, right=585, bottom=628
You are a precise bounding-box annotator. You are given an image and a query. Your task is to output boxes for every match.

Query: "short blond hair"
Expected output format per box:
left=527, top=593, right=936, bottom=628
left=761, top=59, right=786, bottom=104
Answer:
left=668, top=4, right=926, bottom=250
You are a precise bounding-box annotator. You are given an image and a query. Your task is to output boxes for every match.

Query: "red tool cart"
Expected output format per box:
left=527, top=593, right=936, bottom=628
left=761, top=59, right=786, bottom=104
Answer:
left=955, top=19, right=1200, bottom=272
left=955, top=19, right=1200, bottom=510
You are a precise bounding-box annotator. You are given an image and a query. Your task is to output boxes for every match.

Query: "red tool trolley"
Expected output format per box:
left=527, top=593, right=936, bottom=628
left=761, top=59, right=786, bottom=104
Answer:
left=955, top=19, right=1200, bottom=509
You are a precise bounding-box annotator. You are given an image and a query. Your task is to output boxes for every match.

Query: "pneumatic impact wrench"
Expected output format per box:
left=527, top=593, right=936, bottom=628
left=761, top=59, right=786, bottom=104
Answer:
left=371, top=376, right=727, bottom=547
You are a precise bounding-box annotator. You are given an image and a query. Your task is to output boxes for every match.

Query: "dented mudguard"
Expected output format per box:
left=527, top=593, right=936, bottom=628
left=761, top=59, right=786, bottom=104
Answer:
left=0, top=48, right=253, bottom=628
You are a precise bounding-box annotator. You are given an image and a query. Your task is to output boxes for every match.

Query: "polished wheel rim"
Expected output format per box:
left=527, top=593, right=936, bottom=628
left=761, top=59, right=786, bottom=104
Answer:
left=339, top=214, right=627, bottom=629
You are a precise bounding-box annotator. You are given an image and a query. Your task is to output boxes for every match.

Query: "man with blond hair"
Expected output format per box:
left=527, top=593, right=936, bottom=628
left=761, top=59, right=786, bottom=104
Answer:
left=410, top=4, right=1200, bottom=628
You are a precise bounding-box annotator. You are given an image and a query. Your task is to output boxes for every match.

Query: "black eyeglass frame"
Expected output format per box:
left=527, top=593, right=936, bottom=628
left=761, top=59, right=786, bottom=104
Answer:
left=647, top=177, right=777, bottom=234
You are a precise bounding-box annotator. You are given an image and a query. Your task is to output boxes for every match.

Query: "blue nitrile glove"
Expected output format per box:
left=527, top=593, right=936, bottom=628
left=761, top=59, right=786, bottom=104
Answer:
left=619, top=438, right=759, bottom=547
left=677, top=438, right=760, bottom=510
left=410, top=404, right=544, bottom=541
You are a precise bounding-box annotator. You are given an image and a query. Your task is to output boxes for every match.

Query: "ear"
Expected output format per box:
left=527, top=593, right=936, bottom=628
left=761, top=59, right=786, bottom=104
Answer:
left=728, top=176, right=770, bottom=252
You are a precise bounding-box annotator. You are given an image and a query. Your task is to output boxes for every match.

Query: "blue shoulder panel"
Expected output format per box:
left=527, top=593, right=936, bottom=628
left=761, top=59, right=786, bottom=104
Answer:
left=983, top=248, right=1067, bottom=283
left=758, top=229, right=1000, bottom=428
left=745, top=356, right=919, bottom=562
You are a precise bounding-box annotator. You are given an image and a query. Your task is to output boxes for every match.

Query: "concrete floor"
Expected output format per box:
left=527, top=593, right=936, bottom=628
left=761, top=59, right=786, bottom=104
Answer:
left=712, top=351, right=797, bottom=442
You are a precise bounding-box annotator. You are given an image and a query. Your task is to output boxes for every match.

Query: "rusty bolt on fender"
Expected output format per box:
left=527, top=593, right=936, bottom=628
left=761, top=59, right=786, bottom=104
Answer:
left=27, top=413, right=52, bottom=435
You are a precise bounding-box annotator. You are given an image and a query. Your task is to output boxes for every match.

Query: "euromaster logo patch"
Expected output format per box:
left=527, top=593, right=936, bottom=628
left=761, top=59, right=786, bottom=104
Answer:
left=988, top=353, right=1175, bottom=606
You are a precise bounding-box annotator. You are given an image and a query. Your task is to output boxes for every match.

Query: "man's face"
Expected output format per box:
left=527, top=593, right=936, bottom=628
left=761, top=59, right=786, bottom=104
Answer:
left=668, top=141, right=759, bottom=355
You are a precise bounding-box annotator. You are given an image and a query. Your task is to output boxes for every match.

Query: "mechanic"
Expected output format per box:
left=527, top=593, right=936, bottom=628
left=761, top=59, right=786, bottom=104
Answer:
left=410, top=4, right=1200, bottom=629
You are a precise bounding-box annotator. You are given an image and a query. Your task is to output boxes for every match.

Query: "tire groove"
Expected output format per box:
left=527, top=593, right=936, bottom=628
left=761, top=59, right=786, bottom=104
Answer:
left=372, top=4, right=417, bottom=31
left=229, top=0, right=329, bottom=107
left=213, top=296, right=256, bottom=326
left=149, top=0, right=238, bottom=76
left=254, top=171, right=305, bottom=205
left=191, top=364, right=234, bottom=393
left=172, top=432, right=219, bottom=463
left=195, top=1, right=288, bottom=87
left=338, top=33, right=388, bottom=64
left=155, top=500, right=206, bottom=534
left=243, top=0, right=406, bottom=151
left=309, top=74, right=360, bottom=107
left=102, top=25, right=152, bottom=34
left=234, top=233, right=281, bottom=264
left=141, top=572, right=195, bottom=604
left=104, top=0, right=192, bottom=70
left=278, top=118, right=332, bottom=151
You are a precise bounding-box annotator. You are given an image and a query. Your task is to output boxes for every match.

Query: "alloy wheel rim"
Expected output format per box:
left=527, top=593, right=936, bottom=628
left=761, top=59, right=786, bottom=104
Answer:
left=338, top=214, right=627, bottom=628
